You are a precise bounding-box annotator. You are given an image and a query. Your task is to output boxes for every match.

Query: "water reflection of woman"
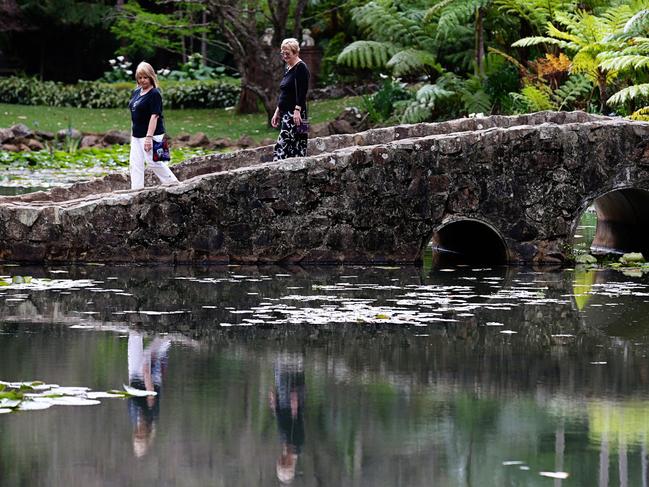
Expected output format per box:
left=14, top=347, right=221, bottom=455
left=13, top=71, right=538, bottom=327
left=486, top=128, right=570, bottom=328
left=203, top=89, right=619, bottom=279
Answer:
left=269, top=353, right=305, bottom=484
left=127, top=331, right=171, bottom=458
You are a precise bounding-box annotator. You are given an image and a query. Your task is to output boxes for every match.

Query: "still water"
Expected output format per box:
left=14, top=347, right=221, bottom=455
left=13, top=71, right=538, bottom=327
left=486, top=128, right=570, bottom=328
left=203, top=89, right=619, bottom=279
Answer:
left=0, top=262, right=648, bottom=486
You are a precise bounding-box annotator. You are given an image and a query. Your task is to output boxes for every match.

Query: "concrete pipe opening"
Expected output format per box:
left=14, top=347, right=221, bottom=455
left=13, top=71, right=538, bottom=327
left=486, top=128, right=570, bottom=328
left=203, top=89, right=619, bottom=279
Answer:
left=576, top=188, right=649, bottom=257
left=426, top=220, right=508, bottom=267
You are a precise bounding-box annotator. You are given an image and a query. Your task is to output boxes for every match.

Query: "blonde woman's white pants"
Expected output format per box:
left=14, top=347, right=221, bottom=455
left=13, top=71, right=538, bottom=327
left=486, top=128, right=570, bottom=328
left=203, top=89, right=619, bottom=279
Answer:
left=129, top=134, right=179, bottom=190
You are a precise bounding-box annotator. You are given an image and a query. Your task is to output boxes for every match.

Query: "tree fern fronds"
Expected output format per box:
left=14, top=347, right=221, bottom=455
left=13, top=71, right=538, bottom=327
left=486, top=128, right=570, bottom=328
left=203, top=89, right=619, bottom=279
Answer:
left=337, top=41, right=399, bottom=69
left=512, top=36, right=571, bottom=49
left=599, top=54, right=649, bottom=72
left=459, top=85, right=492, bottom=114
left=386, top=49, right=444, bottom=76
left=552, top=74, right=593, bottom=110
left=571, top=50, right=602, bottom=77
left=624, top=9, right=649, bottom=35
left=414, top=83, right=456, bottom=104
left=351, top=1, right=434, bottom=49
left=546, top=23, right=583, bottom=46
left=424, top=0, right=457, bottom=21
left=401, top=103, right=434, bottom=123
left=608, top=83, right=649, bottom=105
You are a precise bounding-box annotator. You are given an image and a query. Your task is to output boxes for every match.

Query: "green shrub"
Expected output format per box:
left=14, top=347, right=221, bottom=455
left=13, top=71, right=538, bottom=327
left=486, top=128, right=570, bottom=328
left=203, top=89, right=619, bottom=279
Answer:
left=0, top=77, right=241, bottom=109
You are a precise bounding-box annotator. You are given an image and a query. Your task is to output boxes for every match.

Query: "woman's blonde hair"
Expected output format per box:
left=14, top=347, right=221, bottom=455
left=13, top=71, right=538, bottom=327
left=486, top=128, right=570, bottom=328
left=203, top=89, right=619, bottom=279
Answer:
left=135, top=61, right=158, bottom=88
left=281, top=38, right=300, bottom=55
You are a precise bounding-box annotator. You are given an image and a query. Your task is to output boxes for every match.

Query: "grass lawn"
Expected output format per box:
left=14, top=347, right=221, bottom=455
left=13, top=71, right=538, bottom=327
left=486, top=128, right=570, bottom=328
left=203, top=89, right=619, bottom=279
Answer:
left=0, top=96, right=362, bottom=143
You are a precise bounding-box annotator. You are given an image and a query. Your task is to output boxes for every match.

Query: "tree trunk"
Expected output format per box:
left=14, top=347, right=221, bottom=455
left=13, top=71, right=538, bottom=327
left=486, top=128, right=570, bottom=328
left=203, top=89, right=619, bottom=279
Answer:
left=201, top=10, right=208, bottom=63
left=208, top=0, right=308, bottom=122
left=475, top=7, right=485, bottom=77
left=598, top=70, right=608, bottom=113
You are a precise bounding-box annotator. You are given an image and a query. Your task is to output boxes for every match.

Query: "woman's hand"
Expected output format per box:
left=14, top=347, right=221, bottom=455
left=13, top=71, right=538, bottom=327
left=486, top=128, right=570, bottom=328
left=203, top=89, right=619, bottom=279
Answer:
left=144, top=136, right=152, bottom=152
left=271, top=111, right=280, bottom=128
left=293, top=110, right=302, bottom=126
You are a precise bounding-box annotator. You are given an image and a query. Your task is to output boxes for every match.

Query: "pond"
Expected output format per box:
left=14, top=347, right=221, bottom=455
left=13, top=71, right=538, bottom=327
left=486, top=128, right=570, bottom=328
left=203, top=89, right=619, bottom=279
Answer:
left=1, top=260, right=648, bottom=486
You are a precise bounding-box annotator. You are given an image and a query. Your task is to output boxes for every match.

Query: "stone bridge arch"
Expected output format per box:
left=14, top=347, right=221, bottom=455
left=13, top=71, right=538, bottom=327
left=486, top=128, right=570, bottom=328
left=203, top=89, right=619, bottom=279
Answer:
left=572, top=187, right=649, bottom=256
left=0, top=111, right=648, bottom=264
left=428, top=217, right=508, bottom=266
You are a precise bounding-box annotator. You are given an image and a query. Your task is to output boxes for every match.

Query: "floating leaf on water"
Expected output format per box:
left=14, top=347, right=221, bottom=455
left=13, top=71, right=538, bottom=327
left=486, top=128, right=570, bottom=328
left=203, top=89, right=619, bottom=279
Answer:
left=86, top=391, right=125, bottom=399
left=123, top=385, right=157, bottom=397
left=502, top=461, right=525, bottom=466
left=0, top=399, right=20, bottom=408
left=17, top=401, right=52, bottom=411
left=33, top=396, right=100, bottom=406
left=375, top=313, right=390, bottom=319
left=539, top=472, right=569, bottom=479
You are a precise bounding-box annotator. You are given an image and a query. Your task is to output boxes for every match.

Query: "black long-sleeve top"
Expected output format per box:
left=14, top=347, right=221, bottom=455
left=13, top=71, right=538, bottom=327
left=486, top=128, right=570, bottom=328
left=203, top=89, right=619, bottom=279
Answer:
left=277, top=61, right=310, bottom=113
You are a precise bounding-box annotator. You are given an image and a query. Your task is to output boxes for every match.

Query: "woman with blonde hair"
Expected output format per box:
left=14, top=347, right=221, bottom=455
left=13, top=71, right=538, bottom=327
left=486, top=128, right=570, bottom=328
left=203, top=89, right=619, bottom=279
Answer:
left=128, top=61, right=179, bottom=190
left=271, top=38, right=311, bottom=160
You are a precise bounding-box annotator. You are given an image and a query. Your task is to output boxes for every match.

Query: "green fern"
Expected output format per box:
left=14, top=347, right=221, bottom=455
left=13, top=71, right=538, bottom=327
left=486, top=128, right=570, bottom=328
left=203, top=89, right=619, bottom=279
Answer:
left=552, top=75, right=593, bottom=110
left=607, top=83, right=649, bottom=105
left=337, top=41, right=399, bottom=70
left=386, top=49, right=444, bottom=76
left=401, top=78, right=457, bottom=123
left=511, top=85, right=555, bottom=113
left=511, top=36, right=570, bottom=48
left=459, top=76, right=492, bottom=114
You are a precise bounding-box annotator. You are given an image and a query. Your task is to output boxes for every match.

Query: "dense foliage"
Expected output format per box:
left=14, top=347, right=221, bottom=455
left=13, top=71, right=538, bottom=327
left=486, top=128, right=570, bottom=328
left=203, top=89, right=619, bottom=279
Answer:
left=0, top=77, right=241, bottom=109
left=337, top=0, right=649, bottom=123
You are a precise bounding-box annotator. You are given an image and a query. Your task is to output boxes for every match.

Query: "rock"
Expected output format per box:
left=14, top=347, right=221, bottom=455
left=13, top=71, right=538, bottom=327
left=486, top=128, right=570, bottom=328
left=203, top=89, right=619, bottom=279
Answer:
left=0, top=128, right=13, bottom=144
left=187, top=132, right=210, bottom=147
left=57, top=128, right=82, bottom=140
left=10, top=123, right=32, bottom=138
left=102, top=130, right=130, bottom=145
left=36, top=130, right=55, bottom=141
left=2, top=144, right=20, bottom=152
left=211, top=138, right=234, bottom=149
left=310, top=122, right=332, bottom=138
left=80, top=135, right=102, bottom=149
left=175, top=133, right=191, bottom=142
left=26, top=139, right=45, bottom=151
left=329, top=119, right=355, bottom=134
left=236, top=135, right=255, bottom=148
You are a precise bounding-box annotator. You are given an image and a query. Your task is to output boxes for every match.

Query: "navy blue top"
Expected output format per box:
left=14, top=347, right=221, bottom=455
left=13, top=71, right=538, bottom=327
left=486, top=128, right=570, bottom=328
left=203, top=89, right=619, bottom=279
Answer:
left=277, top=61, right=310, bottom=113
left=129, top=87, right=165, bottom=138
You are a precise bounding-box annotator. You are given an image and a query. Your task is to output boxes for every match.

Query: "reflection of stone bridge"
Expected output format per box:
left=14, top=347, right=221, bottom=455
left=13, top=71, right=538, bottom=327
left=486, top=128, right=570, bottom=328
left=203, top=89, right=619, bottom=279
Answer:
left=1, top=111, right=649, bottom=264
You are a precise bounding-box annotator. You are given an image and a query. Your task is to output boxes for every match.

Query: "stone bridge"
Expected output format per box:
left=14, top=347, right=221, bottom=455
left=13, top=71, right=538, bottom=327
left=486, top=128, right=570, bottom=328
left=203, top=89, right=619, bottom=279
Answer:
left=1, top=111, right=649, bottom=264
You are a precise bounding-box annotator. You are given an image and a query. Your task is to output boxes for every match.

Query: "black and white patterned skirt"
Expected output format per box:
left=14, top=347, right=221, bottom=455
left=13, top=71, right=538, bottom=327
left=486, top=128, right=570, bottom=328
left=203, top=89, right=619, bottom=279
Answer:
left=273, top=110, right=307, bottom=161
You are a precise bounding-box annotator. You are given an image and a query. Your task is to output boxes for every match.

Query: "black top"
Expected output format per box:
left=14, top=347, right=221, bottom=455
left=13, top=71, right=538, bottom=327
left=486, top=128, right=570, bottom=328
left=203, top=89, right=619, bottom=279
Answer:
left=129, top=87, right=165, bottom=138
left=277, top=61, right=310, bottom=113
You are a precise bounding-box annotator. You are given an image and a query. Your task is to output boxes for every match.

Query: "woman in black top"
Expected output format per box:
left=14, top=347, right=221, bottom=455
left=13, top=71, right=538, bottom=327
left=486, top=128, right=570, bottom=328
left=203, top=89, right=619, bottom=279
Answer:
left=128, top=61, right=179, bottom=190
left=271, top=38, right=310, bottom=161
